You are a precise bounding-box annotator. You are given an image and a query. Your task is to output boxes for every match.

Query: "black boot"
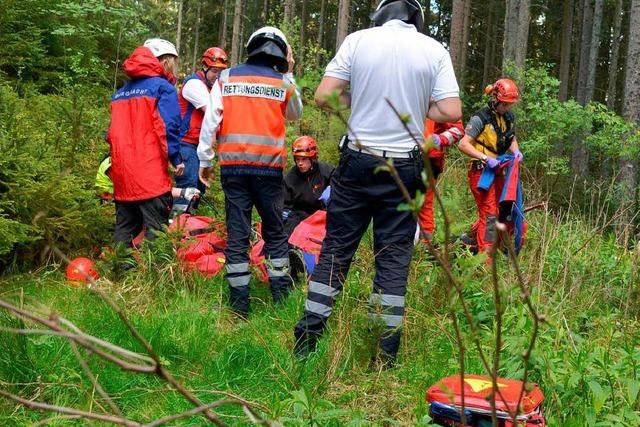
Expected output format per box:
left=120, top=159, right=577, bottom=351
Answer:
left=229, top=287, right=249, bottom=318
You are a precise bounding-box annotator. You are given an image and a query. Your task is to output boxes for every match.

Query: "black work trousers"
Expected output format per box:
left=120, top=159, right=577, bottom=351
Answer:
left=294, top=148, right=424, bottom=359
left=222, top=174, right=292, bottom=315
left=114, top=192, right=172, bottom=247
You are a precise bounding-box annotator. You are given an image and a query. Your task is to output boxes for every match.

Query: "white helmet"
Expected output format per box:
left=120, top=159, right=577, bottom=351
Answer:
left=245, top=26, right=289, bottom=73
left=246, top=26, right=289, bottom=50
left=143, top=38, right=179, bottom=58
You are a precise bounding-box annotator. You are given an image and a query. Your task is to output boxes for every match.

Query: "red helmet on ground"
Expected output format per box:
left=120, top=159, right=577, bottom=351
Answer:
left=66, top=257, right=99, bottom=283
left=485, top=78, right=520, bottom=103
left=202, top=47, right=228, bottom=69
left=292, top=136, right=318, bottom=159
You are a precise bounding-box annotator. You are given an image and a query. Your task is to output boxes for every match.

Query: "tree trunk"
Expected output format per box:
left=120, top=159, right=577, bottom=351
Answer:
left=576, top=0, right=594, bottom=105
left=176, top=0, right=184, bottom=55
left=459, top=0, right=472, bottom=85
left=502, top=0, right=530, bottom=71
left=584, top=0, right=604, bottom=102
left=482, top=1, right=495, bottom=86
left=607, top=0, right=623, bottom=110
left=336, top=0, right=350, bottom=50
left=559, top=0, right=574, bottom=101
left=449, top=0, right=465, bottom=74
left=219, top=0, right=229, bottom=49
left=572, top=0, right=593, bottom=178
left=316, top=0, right=327, bottom=65
left=192, top=2, right=201, bottom=71
left=572, top=0, right=585, bottom=97
left=424, top=0, right=431, bottom=35
left=618, top=0, right=640, bottom=244
left=230, top=0, right=243, bottom=65
left=298, top=0, right=308, bottom=75
left=262, top=0, right=269, bottom=21
left=284, top=0, right=294, bottom=25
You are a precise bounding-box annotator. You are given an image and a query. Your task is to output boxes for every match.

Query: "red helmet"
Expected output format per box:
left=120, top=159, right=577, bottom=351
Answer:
left=66, top=257, right=99, bottom=283
left=202, top=47, right=228, bottom=69
left=292, top=136, right=318, bottom=159
left=485, top=78, right=520, bottom=103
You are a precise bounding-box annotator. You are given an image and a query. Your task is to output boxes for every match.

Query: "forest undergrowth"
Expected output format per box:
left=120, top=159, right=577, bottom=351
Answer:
left=1, top=162, right=639, bottom=425
left=1, top=66, right=639, bottom=425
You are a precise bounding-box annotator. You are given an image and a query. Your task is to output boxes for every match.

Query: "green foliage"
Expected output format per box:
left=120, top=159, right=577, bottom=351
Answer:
left=516, top=65, right=638, bottom=173
left=0, top=83, right=112, bottom=265
left=0, top=0, right=155, bottom=91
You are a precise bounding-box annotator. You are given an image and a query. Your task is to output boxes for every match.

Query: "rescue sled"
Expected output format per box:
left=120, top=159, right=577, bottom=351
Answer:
left=426, top=375, right=546, bottom=426
left=287, top=210, right=327, bottom=275
left=172, top=214, right=268, bottom=281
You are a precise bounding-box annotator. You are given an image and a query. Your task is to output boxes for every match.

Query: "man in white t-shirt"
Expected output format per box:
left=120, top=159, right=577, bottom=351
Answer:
left=174, top=47, right=228, bottom=213
left=294, top=0, right=461, bottom=366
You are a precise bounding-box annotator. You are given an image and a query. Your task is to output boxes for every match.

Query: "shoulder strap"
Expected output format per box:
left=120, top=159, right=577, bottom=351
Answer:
left=479, top=105, right=514, bottom=155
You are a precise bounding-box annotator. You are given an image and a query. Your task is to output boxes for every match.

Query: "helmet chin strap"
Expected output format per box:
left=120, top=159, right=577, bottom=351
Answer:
left=202, top=67, right=214, bottom=87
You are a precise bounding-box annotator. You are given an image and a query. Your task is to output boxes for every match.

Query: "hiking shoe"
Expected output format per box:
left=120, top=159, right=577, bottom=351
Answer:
left=371, top=352, right=397, bottom=371
left=459, top=232, right=479, bottom=254
left=459, top=232, right=477, bottom=246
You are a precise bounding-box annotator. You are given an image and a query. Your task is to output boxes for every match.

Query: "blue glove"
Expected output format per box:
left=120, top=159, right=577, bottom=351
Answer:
left=282, top=209, right=290, bottom=221
left=512, top=149, right=524, bottom=162
left=485, top=156, right=500, bottom=169
left=431, top=134, right=442, bottom=148
left=319, top=186, right=331, bottom=205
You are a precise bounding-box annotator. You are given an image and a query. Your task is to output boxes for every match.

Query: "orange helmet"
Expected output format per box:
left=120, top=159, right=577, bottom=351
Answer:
left=292, top=136, right=318, bottom=159
left=66, top=257, right=99, bottom=283
left=202, top=47, right=228, bottom=69
left=485, top=78, right=520, bottom=103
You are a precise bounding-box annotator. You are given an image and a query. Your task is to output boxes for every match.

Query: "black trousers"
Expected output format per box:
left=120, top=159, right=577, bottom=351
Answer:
left=294, top=148, right=424, bottom=358
left=222, top=174, right=292, bottom=315
left=114, top=192, right=172, bottom=247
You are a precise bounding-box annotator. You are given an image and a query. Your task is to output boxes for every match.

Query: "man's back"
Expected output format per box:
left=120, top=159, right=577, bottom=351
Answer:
left=325, top=20, right=458, bottom=152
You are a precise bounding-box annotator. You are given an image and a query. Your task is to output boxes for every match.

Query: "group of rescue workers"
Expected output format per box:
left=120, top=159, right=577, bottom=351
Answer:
left=102, top=0, right=524, bottom=367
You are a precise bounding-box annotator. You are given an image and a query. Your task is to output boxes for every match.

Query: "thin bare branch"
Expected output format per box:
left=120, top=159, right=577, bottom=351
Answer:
left=144, top=399, right=270, bottom=427
left=0, top=389, right=141, bottom=426
left=0, top=302, right=157, bottom=373
left=489, top=234, right=502, bottom=426
left=499, top=225, right=544, bottom=421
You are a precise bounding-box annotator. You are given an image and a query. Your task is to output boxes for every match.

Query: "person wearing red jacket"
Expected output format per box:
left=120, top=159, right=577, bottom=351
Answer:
left=418, top=119, right=464, bottom=243
left=106, top=38, right=185, bottom=248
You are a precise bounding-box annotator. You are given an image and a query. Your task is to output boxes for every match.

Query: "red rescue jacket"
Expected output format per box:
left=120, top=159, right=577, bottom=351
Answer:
left=106, top=47, right=182, bottom=201
left=178, top=71, right=208, bottom=145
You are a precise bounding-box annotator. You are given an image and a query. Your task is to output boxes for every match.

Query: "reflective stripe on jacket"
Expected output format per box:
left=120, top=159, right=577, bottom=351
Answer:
left=217, top=64, right=294, bottom=176
left=178, top=71, right=207, bottom=145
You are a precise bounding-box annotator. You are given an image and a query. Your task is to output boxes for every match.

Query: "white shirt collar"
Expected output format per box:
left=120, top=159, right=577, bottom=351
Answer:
left=381, top=19, right=417, bottom=31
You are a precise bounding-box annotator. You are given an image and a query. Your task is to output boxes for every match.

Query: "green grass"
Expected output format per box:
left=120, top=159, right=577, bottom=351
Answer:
left=2, top=162, right=639, bottom=426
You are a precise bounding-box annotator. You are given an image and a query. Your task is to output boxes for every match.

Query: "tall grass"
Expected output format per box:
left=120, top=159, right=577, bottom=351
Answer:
left=1, top=160, right=639, bottom=425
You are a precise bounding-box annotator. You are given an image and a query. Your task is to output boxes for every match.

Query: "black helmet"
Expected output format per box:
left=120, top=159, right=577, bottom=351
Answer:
left=246, top=26, right=289, bottom=73
left=370, top=0, right=425, bottom=31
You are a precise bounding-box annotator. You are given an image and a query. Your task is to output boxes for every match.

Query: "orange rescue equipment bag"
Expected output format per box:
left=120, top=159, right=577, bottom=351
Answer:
left=426, top=375, right=546, bottom=426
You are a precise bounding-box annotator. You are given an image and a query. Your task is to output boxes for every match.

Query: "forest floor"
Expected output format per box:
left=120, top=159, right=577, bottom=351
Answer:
left=1, top=165, right=639, bottom=426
